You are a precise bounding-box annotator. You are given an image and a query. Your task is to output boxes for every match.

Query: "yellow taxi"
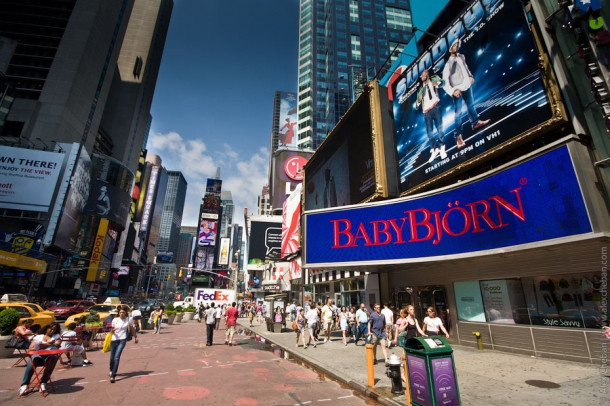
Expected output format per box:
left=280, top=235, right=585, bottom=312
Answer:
left=0, top=303, right=55, bottom=333
left=64, top=302, right=131, bottom=328
left=16, top=302, right=56, bottom=319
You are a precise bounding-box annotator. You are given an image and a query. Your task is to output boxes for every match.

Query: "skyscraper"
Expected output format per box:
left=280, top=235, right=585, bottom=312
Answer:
left=296, top=0, right=413, bottom=149
left=157, top=171, right=187, bottom=258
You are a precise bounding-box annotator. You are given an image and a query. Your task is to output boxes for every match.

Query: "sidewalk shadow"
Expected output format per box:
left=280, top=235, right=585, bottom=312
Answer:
left=50, top=377, right=86, bottom=394
left=114, top=370, right=155, bottom=381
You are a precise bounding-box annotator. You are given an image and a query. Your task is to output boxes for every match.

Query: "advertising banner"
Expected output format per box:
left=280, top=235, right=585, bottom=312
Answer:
left=248, top=218, right=282, bottom=264
left=0, top=145, right=64, bottom=212
left=431, top=357, right=459, bottom=406
left=407, top=355, right=431, bottom=406
left=198, top=213, right=218, bottom=247
left=303, top=145, right=592, bottom=267
left=83, top=180, right=131, bottom=226
left=382, top=0, right=554, bottom=192
left=87, top=218, right=109, bottom=282
left=54, top=147, right=91, bottom=251
left=140, top=166, right=159, bottom=233
left=218, top=237, right=230, bottom=265
left=281, top=183, right=302, bottom=258
left=272, top=150, right=311, bottom=211
left=278, top=91, right=298, bottom=148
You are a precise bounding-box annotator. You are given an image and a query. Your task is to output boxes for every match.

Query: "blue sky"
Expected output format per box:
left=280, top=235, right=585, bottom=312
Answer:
left=148, top=0, right=447, bottom=228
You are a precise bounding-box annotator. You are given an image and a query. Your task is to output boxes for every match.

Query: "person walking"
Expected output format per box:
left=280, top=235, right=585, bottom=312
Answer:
left=381, top=303, right=394, bottom=348
left=339, top=306, right=349, bottom=346
left=215, top=304, right=223, bottom=330
left=368, top=304, right=389, bottom=365
left=305, top=302, right=319, bottom=348
left=398, top=305, right=427, bottom=340
left=295, top=308, right=308, bottom=348
left=423, top=307, right=450, bottom=339
left=321, top=298, right=334, bottom=343
left=224, top=302, right=238, bottom=346
left=248, top=304, right=255, bottom=327
left=109, top=305, right=138, bottom=383
left=354, top=303, right=370, bottom=345
left=347, top=306, right=357, bottom=342
left=205, top=303, right=216, bottom=346
left=153, top=305, right=164, bottom=334
left=393, top=308, right=408, bottom=347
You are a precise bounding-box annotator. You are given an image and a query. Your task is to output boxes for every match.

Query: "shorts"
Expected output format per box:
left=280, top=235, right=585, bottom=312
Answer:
left=323, top=320, right=333, bottom=330
left=226, top=325, right=236, bottom=335
left=371, top=334, right=388, bottom=347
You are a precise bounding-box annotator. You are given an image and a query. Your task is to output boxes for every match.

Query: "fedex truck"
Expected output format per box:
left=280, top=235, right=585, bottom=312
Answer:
left=174, top=288, right=235, bottom=308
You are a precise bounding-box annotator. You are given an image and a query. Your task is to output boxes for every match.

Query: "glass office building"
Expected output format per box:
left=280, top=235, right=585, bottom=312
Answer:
left=296, top=0, right=413, bottom=149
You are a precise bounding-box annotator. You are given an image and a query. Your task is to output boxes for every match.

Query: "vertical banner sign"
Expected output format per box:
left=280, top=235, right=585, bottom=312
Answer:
left=218, top=237, right=230, bottom=265
left=87, top=218, right=109, bottom=282
left=140, top=166, right=159, bottom=232
left=431, top=357, right=459, bottom=405
left=407, top=355, right=431, bottom=406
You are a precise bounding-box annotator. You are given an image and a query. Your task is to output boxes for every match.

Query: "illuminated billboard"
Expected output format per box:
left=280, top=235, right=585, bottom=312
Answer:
left=198, top=213, right=218, bottom=247
left=271, top=149, right=312, bottom=211
left=303, top=143, right=592, bottom=267
left=83, top=180, right=131, bottom=226
left=218, top=237, right=230, bottom=266
left=248, top=217, right=282, bottom=264
left=0, top=146, right=64, bottom=212
left=278, top=91, right=298, bottom=148
left=140, top=166, right=159, bottom=232
left=303, top=81, right=398, bottom=211
left=382, top=0, right=564, bottom=193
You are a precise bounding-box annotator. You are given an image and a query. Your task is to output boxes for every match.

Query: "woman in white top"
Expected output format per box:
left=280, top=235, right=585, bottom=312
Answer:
left=109, top=305, right=138, bottom=383
left=339, top=306, right=349, bottom=346
left=423, top=307, right=450, bottom=339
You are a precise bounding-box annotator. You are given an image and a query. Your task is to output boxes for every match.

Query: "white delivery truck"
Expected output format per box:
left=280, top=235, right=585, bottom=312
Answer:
left=174, top=288, right=235, bottom=309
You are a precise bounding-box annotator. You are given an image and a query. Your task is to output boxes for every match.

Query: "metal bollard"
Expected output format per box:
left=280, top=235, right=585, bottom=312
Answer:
left=385, top=354, right=404, bottom=394
left=472, top=331, right=483, bottom=350
left=365, top=344, right=375, bottom=387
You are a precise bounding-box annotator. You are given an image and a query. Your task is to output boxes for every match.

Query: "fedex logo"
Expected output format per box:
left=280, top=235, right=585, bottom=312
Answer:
left=197, top=290, right=229, bottom=301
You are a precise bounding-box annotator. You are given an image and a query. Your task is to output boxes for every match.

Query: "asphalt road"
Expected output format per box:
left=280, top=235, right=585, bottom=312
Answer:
left=0, top=318, right=379, bottom=405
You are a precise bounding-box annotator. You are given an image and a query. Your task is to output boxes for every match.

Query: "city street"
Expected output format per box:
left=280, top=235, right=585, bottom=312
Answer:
left=0, top=319, right=377, bottom=405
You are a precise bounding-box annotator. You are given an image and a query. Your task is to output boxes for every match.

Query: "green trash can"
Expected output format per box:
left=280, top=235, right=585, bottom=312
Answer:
left=401, top=336, right=461, bottom=406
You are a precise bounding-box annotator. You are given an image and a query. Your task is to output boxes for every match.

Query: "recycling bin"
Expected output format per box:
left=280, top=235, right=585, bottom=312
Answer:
left=401, top=336, right=461, bottom=406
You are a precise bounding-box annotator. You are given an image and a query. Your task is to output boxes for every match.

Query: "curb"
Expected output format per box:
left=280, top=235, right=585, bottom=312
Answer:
left=241, top=323, right=403, bottom=406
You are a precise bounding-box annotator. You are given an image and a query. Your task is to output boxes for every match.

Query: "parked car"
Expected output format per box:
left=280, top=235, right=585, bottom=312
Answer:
left=64, top=303, right=131, bottom=328
left=0, top=303, right=55, bottom=333
left=16, top=302, right=56, bottom=319
left=47, top=300, right=96, bottom=320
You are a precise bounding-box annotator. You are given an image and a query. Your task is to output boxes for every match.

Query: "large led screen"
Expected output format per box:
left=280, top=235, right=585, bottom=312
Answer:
left=303, top=144, right=592, bottom=267
left=278, top=91, right=298, bottom=148
left=271, top=150, right=312, bottom=211
left=248, top=218, right=282, bottom=264
left=382, top=0, right=555, bottom=192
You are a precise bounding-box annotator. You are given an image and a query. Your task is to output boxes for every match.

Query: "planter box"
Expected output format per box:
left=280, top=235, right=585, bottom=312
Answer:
left=0, top=336, right=16, bottom=358
left=183, top=312, right=195, bottom=321
left=167, top=314, right=176, bottom=325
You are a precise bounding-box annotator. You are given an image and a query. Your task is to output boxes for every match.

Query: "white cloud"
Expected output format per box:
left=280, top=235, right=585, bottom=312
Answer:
left=147, top=132, right=269, bottom=229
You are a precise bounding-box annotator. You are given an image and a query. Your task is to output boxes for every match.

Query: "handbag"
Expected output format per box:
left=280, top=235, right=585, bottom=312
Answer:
left=5, top=336, right=26, bottom=348
left=292, top=320, right=298, bottom=331
left=126, top=323, right=133, bottom=341
left=102, top=332, right=113, bottom=353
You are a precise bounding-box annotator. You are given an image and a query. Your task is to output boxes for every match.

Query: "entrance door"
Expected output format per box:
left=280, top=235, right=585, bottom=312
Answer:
left=418, top=286, right=451, bottom=333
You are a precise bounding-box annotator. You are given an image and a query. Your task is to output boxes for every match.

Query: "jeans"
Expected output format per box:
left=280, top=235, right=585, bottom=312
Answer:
left=155, top=318, right=162, bottom=334
left=109, top=339, right=126, bottom=378
left=21, top=355, right=58, bottom=385
left=452, top=86, right=479, bottom=136
left=355, top=323, right=369, bottom=344
left=424, top=104, right=444, bottom=149
left=206, top=323, right=214, bottom=346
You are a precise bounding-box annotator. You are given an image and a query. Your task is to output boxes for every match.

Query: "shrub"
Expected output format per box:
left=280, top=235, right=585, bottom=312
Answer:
left=165, top=302, right=175, bottom=311
left=0, top=308, right=20, bottom=336
left=175, top=305, right=184, bottom=313
left=85, top=310, right=101, bottom=324
left=185, top=305, right=196, bottom=312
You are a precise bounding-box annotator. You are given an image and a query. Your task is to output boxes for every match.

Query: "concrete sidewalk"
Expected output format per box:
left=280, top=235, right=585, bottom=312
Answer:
left=239, top=320, right=604, bottom=406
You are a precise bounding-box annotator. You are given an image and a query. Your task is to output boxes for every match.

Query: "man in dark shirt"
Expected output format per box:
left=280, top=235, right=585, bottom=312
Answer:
left=368, top=303, right=389, bottom=365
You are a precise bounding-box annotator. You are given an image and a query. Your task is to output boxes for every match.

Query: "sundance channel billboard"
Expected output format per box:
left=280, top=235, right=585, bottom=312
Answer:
left=271, top=149, right=312, bottom=211
left=278, top=91, right=298, bottom=148
left=303, top=81, right=398, bottom=211
left=382, top=0, right=560, bottom=193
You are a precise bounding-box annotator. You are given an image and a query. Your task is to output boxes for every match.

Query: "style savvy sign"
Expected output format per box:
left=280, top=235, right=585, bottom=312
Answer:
left=303, top=145, right=592, bottom=266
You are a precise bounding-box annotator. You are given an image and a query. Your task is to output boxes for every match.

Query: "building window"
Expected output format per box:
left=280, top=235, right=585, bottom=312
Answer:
left=349, top=0, right=359, bottom=23
left=386, top=6, right=412, bottom=31
left=351, top=35, right=361, bottom=61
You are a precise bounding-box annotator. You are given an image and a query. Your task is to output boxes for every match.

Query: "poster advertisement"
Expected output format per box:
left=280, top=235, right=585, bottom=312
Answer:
left=0, top=145, right=64, bottom=212
left=382, top=0, right=553, bottom=192
left=272, top=150, right=311, bottom=211
left=407, top=355, right=431, bottom=406
left=431, top=357, right=459, bottom=405
left=248, top=218, right=282, bottom=264
left=198, top=213, right=218, bottom=247
left=278, top=91, right=298, bottom=148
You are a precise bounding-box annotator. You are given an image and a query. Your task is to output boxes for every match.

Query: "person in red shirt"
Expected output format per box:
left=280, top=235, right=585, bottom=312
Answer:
left=224, top=302, right=239, bottom=346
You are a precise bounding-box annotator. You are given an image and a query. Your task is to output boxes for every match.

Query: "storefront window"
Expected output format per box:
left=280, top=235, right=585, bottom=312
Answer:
left=454, top=281, right=486, bottom=322
left=522, top=273, right=603, bottom=329
left=479, top=279, right=529, bottom=324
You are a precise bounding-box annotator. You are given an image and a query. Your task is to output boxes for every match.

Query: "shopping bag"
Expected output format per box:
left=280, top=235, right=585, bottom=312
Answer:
left=102, top=332, right=113, bottom=353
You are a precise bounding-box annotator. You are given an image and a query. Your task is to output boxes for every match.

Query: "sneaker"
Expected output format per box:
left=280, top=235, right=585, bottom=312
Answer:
left=84, top=360, right=93, bottom=365
left=18, top=385, right=27, bottom=396
left=323, top=338, right=327, bottom=343
left=224, top=341, right=228, bottom=345
left=110, top=377, right=115, bottom=383
left=40, top=383, right=46, bottom=393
